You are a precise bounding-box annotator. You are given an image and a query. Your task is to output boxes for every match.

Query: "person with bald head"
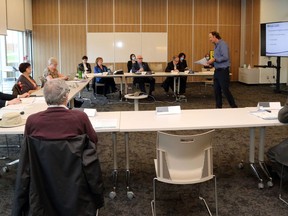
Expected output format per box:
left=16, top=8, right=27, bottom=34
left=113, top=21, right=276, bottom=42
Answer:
left=131, top=55, right=155, bottom=96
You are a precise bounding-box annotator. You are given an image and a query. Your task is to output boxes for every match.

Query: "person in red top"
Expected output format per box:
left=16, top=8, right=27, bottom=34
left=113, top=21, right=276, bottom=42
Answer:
left=13, top=79, right=103, bottom=216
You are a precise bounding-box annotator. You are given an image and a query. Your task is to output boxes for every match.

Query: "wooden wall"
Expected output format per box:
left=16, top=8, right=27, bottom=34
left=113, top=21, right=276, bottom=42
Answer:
left=32, top=0, right=260, bottom=82
left=245, top=0, right=260, bottom=67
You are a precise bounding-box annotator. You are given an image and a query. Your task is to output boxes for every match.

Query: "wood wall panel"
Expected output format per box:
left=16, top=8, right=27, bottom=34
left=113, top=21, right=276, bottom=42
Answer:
left=142, top=0, right=167, bottom=25
left=252, top=0, right=260, bottom=66
left=60, top=25, right=86, bottom=75
left=115, top=25, right=140, bottom=32
left=193, top=26, right=217, bottom=71
left=168, top=26, right=192, bottom=65
left=142, top=25, right=166, bottom=32
left=219, top=26, right=241, bottom=81
left=168, top=0, right=192, bottom=24
left=32, top=25, right=59, bottom=81
left=219, top=0, right=241, bottom=25
left=115, top=0, right=140, bottom=24
left=60, top=0, right=86, bottom=24
left=32, top=0, right=58, bottom=24
left=88, top=25, right=113, bottom=32
left=87, top=0, right=113, bottom=24
left=32, top=0, right=251, bottom=82
left=194, top=0, right=218, bottom=24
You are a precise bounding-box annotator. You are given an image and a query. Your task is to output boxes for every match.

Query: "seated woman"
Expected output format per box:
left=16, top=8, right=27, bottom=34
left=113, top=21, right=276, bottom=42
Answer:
left=127, top=53, right=136, bottom=72
left=78, top=55, right=92, bottom=91
left=94, top=57, right=117, bottom=96
left=43, top=57, right=68, bottom=82
left=15, top=62, right=40, bottom=95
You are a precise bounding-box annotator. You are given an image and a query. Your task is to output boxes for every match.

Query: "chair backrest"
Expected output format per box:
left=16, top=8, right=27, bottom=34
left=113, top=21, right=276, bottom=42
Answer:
left=13, top=134, right=104, bottom=216
left=11, top=83, right=22, bottom=96
left=156, top=130, right=215, bottom=182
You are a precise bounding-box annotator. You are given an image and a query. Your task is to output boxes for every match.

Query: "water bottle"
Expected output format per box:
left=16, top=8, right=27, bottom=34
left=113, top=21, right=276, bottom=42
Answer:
left=78, top=70, right=82, bottom=79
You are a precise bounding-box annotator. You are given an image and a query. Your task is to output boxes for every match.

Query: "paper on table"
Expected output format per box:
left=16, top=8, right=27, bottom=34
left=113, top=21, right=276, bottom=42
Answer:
left=250, top=110, right=278, bottom=120
left=84, top=108, right=97, bottom=117
left=194, top=57, right=208, bottom=65
left=91, top=119, right=118, bottom=128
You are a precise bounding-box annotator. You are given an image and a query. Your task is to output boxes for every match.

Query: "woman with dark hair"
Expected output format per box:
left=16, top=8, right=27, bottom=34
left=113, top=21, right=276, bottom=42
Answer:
left=178, top=52, right=188, bottom=69
left=78, top=55, right=92, bottom=91
left=94, top=57, right=117, bottom=96
left=127, top=53, right=136, bottom=72
left=16, top=62, right=40, bottom=94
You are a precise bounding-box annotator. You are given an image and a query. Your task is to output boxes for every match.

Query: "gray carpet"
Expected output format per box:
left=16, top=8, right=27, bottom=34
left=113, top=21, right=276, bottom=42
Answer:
left=1, top=82, right=288, bottom=215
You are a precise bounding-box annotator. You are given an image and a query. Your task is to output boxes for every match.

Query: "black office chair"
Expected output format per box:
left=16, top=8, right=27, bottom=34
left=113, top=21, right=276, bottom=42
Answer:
left=12, top=134, right=104, bottom=216
left=267, top=139, right=288, bottom=205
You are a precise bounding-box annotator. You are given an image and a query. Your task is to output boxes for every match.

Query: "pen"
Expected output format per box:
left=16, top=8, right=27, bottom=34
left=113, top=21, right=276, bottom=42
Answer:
left=266, top=110, right=271, bottom=113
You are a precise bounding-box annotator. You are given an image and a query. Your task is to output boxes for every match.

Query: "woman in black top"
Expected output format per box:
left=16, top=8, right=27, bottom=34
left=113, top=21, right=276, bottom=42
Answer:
left=127, top=54, right=136, bottom=72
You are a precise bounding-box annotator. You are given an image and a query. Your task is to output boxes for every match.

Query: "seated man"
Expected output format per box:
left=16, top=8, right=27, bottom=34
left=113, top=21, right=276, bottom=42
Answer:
left=0, top=92, right=29, bottom=108
left=162, top=55, right=186, bottom=95
left=132, top=55, right=155, bottom=96
left=12, top=79, right=104, bottom=216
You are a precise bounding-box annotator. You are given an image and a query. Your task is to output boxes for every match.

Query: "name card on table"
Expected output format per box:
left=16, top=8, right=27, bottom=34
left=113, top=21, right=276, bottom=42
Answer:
left=156, top=105, right=181, bottom=115
left=91, top=119, right=118, bottom=129
left=257, top=102, right=281, bottom=110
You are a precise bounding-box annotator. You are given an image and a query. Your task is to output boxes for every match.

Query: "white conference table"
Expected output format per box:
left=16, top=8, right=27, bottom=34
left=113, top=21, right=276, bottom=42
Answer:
left=123, top=71, right=214, bottom=95
left=87, top=71, right=215, bottom=99
left=31, top=77, right=94, bottom=107
left=119, top=107, right=284, bottom=195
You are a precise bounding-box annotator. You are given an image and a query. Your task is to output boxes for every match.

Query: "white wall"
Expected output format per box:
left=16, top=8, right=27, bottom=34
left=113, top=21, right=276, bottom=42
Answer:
left=260, top=0, right=288, bottom=83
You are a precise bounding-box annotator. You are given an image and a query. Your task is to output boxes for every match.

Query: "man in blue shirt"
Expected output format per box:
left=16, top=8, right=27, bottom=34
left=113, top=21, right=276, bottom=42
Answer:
left=207, top=31, right=237, bottom=108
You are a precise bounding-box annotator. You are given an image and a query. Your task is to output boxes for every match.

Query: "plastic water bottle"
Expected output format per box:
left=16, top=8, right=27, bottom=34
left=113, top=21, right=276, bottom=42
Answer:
left=78, top=70, right=82, bottom=79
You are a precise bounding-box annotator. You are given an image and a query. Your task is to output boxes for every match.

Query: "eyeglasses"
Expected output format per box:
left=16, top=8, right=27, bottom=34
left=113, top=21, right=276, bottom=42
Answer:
left=137, top=58, right=143, bottom=60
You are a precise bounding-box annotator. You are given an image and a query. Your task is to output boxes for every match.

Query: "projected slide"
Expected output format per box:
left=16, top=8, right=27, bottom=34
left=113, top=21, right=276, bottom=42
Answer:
left=266, top=22, right=288, bottom=56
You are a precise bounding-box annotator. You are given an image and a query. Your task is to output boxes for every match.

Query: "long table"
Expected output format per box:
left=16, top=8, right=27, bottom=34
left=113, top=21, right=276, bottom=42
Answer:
left=31, top=77, right=94, bottom=107
left=119, top=108, right=283, bottom=197
left=1, top=100, right=283, bottom=199
left=87, top=71, right=215, bottom=99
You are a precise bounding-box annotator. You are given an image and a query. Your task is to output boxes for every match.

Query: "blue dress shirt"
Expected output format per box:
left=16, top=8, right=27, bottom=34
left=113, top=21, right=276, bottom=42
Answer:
left=213, top=39, right=230, bottom=69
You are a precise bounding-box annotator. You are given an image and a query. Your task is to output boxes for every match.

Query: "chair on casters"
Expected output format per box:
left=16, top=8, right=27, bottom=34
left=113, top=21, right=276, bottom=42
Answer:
left=275, top=157, right=288, bottom=205
left=151, top=130, right=218, bottom=216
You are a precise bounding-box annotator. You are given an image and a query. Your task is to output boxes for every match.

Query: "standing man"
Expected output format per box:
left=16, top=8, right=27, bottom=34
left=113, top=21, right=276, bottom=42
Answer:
left=132, top=55, right=155, bottom=96
left=207, top=31, right=237, bottom=108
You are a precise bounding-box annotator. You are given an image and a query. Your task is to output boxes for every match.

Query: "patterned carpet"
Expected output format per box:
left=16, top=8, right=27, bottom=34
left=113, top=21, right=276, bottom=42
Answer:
left=1, top=82, right=288, bottom=215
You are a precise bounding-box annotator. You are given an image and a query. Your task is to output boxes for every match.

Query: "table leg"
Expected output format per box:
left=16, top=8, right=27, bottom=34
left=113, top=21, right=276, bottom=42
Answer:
left=125, top=132, right=135, bottom=199
left=109, top=132, right=118, bottom=199
left=258, top=127, right=273, bottom=187
left=134, top=99, right=139, bottom=111
left=249, top=127, right=264, bottom=189
left=173, top=77, right=177, bottom=96
left=119, top=77, right=123, bottom=101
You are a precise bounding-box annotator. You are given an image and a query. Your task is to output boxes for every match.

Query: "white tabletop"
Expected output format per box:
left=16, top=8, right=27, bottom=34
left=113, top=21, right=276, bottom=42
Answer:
left=119, top=108, right=283, bottom=132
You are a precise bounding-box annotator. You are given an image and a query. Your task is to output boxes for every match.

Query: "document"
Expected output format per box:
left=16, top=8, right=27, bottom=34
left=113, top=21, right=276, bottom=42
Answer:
left=84, top=108, right=97, bottom=117
left=91, top=119, right=118, bottom=128
left=250, top=110, right=278, bottom=120
left=194, top=57, right=208, bottom=66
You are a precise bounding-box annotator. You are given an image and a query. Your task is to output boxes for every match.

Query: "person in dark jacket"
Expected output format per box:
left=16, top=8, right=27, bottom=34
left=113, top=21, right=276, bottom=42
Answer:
left=12, top=79, right=104, bottom=216
left=78, top=55, right=92, bottom=91
left=132, top=55, right=155, bottom=95
left=127, top=53, right=136, bottom=72
left=162, top=55, right=186, bottom=95
left=0, top=92, right=29, bottom=108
